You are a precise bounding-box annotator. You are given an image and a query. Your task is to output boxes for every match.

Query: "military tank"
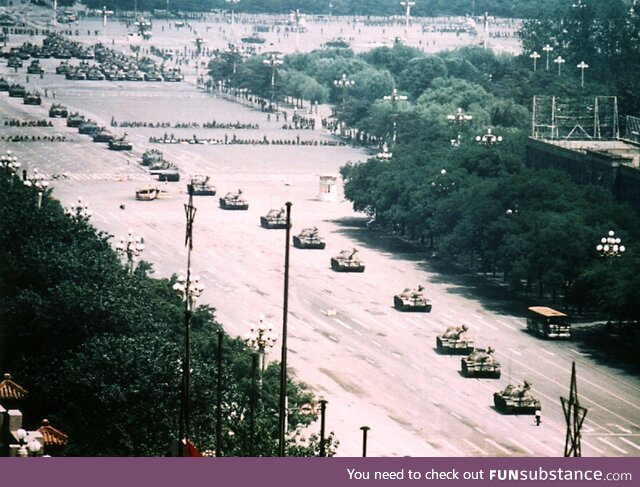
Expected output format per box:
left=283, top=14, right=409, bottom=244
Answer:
left=219, top=190, right=249, bottom=210
left=260, top=208, right=289, bottom=229
left=142, top=149, right=164, bottom=166
left=0, top=78, right=9, bottom=91
left=436, top=325, right=474, bottom=354
left=26, top=60, right=44, bottom=74
left=109, top=134, right=133, bottom=151
left=187, top=175, right=216, bottom=196
left=49, top=103, right=68, bottom=118
left=8, top=84, right=26, bottom=97
left=55, top=61, right=70, bottom=75
left=493, top=380, right=541, bottom=414
left=293, top=227, right=326, bottom=249
left=66, top=112, right=86, bottom=127
left=394, top=285, right=432, bottom=312
left=7, top=56, right=22, bottom=68
left=461, top=347, right=501, bottom=378
left=23, top=92, right=41, bottom=105
left=78, top=120, right=99, bottom=135
left=331, top=248, right=365, bottom=272
left=93, top=127, right=115, bottom=143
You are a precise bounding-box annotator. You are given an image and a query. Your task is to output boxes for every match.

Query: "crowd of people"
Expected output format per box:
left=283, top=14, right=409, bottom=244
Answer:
left=1, top=135, right=67, bottom=142
left=111, top=119, right=260, bottom=129
left=4, top=119, right=53, bottom=127
left=148, top=134, right=346, bottom=146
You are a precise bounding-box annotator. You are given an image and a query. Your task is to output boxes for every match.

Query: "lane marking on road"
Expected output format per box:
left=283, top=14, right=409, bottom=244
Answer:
left=596, top=437, right=628, bottom=455
left=581, top=439, right=606, bottom=455
left=405, top=383, right=416, bottom=392
left=365, top=357, right=376, bottom=365
left=313, top=317, right=333, bottom=329
left=463, top=439, right=488, bottom=456
left=346, top=347, right=356, bottom=354
left=475, top=426, right=486, bottom=435
left=542, top=349, right=555, bottom=356
left=328, top=335, right=339, bottom=343
left=371, top=340, right=383, bottom=348
left=386, top=369, right=396, bottom=378
left=384, top=392, right=395, bottom=401
left=391, top=351, right=402, bottom=359
left=508, top=437, right=534, bottom=455
left=351, top=317, right=370, bottom=329
left=353, top=329, right=363, bottom=336
left=441, top=311, right=453, bottom=319
left=334, top=318, right=352, bottom=330
left=296, top=320, right=315, bottom=331
left=302, top=298, right=311, bottom=305
left=608, top=424, right=632, bottom=434
left=619, top=437, right=640, bottom=451
left=450, top=411, right=461, bottom=420
left=494, top=319, right=519, bottom=330
left=409, top=363, right=420, bottom=371
left=507, top=348, right=522, bottom=356
left=486, top=438, right=512, bottom=455
left=570, top=348, right=590, bottom=356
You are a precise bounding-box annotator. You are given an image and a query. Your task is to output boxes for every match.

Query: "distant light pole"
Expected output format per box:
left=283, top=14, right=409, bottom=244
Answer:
left=263, top=54, right=283, bottom=109
left=226, top=0, right=240, bottom=37
left=377, top=143, right=393, bottom=160
left=360, top=426, right=370, bottom=457
left=400, top=1, right=415, bottom=30
left=447, top=107, right=472, bottom=147
left=431, top=168, right=455, bottom=194
left=476, top=127, right=502, bottom=146
left=577, top=61, right=588, bottom=87
left=554, top=55, right=566, bottom=75
left=596, top=230, right=625, bottom=258
left=529, top=51, right=541, bottom=72
left=333, top=73, right=354, bottom=110
left=0, top=150, right=20, bottom=176
left=542, top=44, right=554, bottom=70
left=67, top=197, right=92, bottom=220
left=318, top=399, right=328, bottom=457
left=115, top=231, right=145, bottom=274
left=383, top=88, right=408, bottom=143
left=244, top=316, right=277, bottom=456
left=23, top=168, right=49, bottom=210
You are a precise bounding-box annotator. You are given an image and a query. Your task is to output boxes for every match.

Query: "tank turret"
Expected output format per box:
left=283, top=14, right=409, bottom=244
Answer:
left=219, top=190, right=249, bottom=210
left=493, top=380, right=541, bottom=414
left=436, top=324, right=474, bottom=354
left=293, top=227, right=326, bottom=249
left=260, top=208, right=289, bottom=229
left=331, top=248, right=365, bottom=272
left=394, top=285, right=431, bottom=312
left=187, top=175, right=216, bottom=196
left=461, top=347, right=501, bottom=378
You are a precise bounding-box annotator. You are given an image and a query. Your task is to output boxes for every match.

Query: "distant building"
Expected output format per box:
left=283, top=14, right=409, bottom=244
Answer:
left=525, top=137, right=640, bottom=212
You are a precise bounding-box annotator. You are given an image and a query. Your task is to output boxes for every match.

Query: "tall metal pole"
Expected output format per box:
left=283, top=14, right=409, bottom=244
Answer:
left=215, top=330, right=223, bottom=457
left=562, top=361, right=587, bottom=457
left=319, top=399, right=327, bottom=457
left=278, top=202, right=292, bottom=456
left=360, top=426, right=370, bottom=457
left=249, top=352, right=258, bottom=456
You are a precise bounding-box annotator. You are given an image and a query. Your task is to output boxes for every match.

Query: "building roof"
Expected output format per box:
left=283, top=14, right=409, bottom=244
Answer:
left=0, top=373, right=28, bottom=401
left=37, top=419, right=69, bottom=447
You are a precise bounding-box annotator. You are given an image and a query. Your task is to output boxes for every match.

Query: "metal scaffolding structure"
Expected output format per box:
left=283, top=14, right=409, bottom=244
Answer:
left=531, top=95, right=619, bottom=141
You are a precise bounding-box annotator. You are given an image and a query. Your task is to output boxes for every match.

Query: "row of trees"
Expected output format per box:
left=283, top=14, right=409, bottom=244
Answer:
left=77, top=0, right=582, bottom=18
left=0, top=171, right=335, bottom=456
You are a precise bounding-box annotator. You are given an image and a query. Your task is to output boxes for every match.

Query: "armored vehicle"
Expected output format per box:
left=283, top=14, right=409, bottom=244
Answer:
left=153, top=169, right=180, bottom=182
left=109, top=134, right=133, bottom=151
left=292, top=227, right=326, bottom=249
left=0, top=78, right=9, bottom=91
left=78, top=120, right=99, bottom=135
left=23, top=92, right=41, bottom=105
left=187, top=175, right=216, bottom=196
left=219, top=190, right=249, bottom=210
left=86, top=68, right=105, bottom=81
left=27, top=60, right=44, bottom=74
left=260, top=208, right=288, bottom=229
left=93, top=127, right=115, bottom=143
left=461, top=347, right=501, bottom=378
left=135, top=185, right=172, bottom=201
left=49, top=104, right=68, bottom=118
left=55, top=61, right=70, bottom=75
left=66, top=112, right=86, bottom=127
left=241, top=35, right=266, bottom=44
left=494, top=381, right=541, bottom=414
left=394, top=285, right=432, bottom=312
left=142, top=149, right=164, bottom=166
left=331, top=248, right=365, bottom=272
left=8, top=84, right=26, bottom=97
left=7, top=56, right=22, bottom=68
left=436, top=325, right=474, bottom=354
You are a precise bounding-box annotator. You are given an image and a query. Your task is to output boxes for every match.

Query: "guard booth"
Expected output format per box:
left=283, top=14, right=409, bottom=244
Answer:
left=318, top=175, right=338, bottom=202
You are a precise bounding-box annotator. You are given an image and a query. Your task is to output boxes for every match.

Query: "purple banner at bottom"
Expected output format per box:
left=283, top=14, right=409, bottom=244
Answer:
left=0, top=457, right=637, bottom=486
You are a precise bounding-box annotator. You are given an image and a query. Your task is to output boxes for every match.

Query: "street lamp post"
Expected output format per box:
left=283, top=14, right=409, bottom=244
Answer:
left=23, top=168, right=49, bottom=209
left=400, top=1, right=415, bottom=31
left=333, top=73, right=354, bottom=111
left=529, top=51, right=541, bottom=72
left=542, top=44, right=554, bottom=70
left=67, top=197, right=92, bottom=220
left=263, top=54, right=283, bottom=110
left=577, top=61, right=588, bottom=87
left=360, top=426, right=370, bottom=457
left=554, top=55, right=566, bottom=75
left=115, top=231, right=145, bottom=274
left=447, top=107, right=473, bottom=147
left=475, top=127, right=503, bottom=146
left=383, top=88, right=408, bottom=143
left=278, top=202, right=292, bottom=457
left=376, top=143, right=393, bottom=160
left=226, top=0, right=240, bottom=37
left=596, top=230, right=625, bottom=258
left=318, top=399, right=328, bottom=457
left=0, top=150, right=20, bottom=176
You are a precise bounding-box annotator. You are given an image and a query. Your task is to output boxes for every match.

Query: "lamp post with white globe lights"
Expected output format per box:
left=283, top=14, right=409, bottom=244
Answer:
left=67, top=197, right=92, bottom=221
left=554, top=55, right=566, bottom=75
left=542, top=44, right=554, bottom=70
left=400, top=1, right=415, bottom=30
left=596, top=230, right=625, bottom=258
left=244, top=316, right=277, bottom=455
left=383, top=88, right=408, bottom=143
left=115, top=231, right=145, bottom=275
left=447, top=107, right=473, bottom=147
left=23, top=168, right=49, bottom=210
left=476, top=127, right=502, bottom=146
left=377, top=143, right=393, bottom=160
left=14, top=428, right=43, bottom=457
left=577, top=61, right=589, bottom=87
left=1, top=150, right=20, bottom=176
left=263, top=54, right=284, bottom=110
left=530, top=51, right=541, bottom=72
left=333, top=73, right=354, bottom=111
